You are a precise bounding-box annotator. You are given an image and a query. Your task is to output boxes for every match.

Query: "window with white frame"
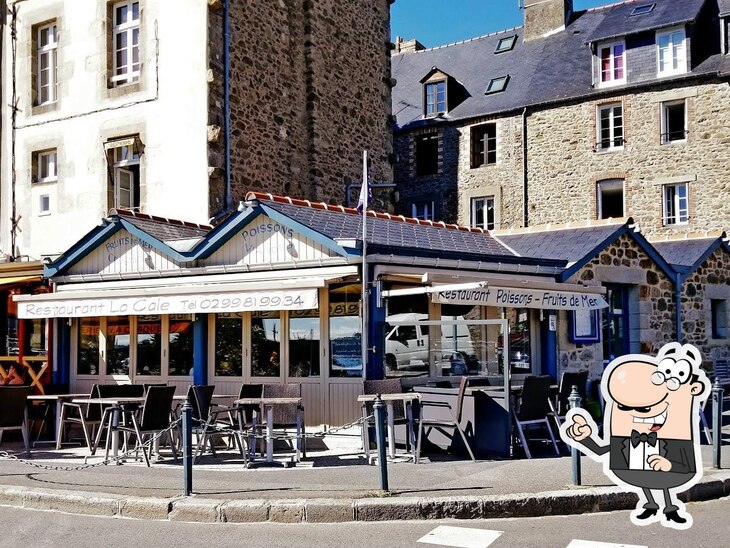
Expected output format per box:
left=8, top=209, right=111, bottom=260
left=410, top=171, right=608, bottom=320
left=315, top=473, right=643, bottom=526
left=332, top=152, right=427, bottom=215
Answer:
left=711, top=300, right=728, bottom=339
left=39, top=194, right=51, bottom=216
left=596, top=179, right=624, bottom=219
left=34, top=149, right=57, bottom=183
left=424, top=80, right=446, bottom=116
left=471, top=123, right=497, bottom=167
left=112, top=1, right=140, bottom=86
left=471, top=196, right=495, bottom=230
left=596, top=103, right=624, bottom=150
left=106, top=137, right=141, bottom=209
left=598, top=42, right=626, bottom=86
left=411, top=201, right=435, bottom=221
left=36, top=23, right=57, bottom=105
left=662, top=182, right=688, bottom=225
left=660, top=99, right=687, bottom=143
left=656, top=27, right=686, bottom=77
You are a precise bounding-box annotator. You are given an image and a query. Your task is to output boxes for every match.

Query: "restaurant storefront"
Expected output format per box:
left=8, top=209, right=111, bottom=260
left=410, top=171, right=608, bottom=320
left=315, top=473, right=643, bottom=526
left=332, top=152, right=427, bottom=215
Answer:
left=14, top=194, right=608, bottom=427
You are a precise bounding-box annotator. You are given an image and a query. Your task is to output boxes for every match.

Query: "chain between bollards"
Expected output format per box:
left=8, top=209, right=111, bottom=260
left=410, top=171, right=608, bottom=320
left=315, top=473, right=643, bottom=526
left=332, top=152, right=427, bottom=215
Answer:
left=568, top=384, right=582, bottom=486
left=182, top=399, right=193, bottom=496
left=712, top=378, right=724, bottom=469
left=373, top=393, right=389, bottom=492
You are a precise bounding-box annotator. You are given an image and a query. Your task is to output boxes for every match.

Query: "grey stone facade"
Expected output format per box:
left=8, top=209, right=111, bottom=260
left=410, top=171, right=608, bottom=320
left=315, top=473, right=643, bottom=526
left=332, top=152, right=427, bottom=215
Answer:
left=213, top=0, right=393, bottom=213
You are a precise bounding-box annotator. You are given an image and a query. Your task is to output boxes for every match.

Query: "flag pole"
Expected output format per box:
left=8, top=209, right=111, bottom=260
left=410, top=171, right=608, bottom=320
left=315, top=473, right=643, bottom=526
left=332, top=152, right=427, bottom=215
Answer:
left=361, top=150, right=369, bottom=380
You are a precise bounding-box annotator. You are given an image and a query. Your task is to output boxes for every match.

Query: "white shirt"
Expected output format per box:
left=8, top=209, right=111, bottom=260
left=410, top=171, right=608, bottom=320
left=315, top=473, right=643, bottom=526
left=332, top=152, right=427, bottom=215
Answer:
left=628, top=438, right=660, bottom=470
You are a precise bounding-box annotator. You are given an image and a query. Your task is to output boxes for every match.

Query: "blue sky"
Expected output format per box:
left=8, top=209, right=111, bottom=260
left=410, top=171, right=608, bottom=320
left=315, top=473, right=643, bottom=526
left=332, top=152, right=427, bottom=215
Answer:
left=391, top=0, right=618, bottom=48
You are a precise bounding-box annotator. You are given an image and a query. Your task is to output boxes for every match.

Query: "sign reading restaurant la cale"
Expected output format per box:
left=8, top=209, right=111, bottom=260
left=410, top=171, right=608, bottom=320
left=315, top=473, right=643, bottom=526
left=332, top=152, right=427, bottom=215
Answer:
left=433, top=286, right=607, bottom=311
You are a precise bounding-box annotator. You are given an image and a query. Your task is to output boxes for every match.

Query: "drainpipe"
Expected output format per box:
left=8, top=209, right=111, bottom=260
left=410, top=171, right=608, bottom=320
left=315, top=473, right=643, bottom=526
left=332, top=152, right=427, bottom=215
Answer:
left=522, top=107, right=529, bottom=227
left=675, top=272, right=683, bottom=342
left=223, top=0, right=231, bottom=210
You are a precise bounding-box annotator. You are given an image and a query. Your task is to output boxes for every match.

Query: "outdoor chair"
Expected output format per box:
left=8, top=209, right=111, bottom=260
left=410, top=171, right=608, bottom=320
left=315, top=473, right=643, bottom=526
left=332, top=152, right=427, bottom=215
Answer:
left=57, top=384, right=103, bottom=451
left=415, top=376, right=475, bottom=463
left=262, top=383, right=306, bottom=460
left=361, top=378, right=412, bottom=460
left=88, top=384, right=146, bottom=453
left=27, top=383, right=69, bottom=444
left=114, top=385, right=177, bottom=467
left=703, top=358, right=730, bottom=445
left=512, top=375, right=560, bottom=459
left=193, top=384, right=251, bottom=463
left=0, top=386, right=32, bottom=456
left=549, top=370, right=589, bottom=427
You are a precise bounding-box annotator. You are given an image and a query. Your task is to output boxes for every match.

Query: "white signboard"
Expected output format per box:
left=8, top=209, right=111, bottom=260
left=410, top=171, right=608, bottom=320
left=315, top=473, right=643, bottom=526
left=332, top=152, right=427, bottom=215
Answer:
left=17, top=288, right=319, bottom=319
left=432, top=286, right=607, bottom=311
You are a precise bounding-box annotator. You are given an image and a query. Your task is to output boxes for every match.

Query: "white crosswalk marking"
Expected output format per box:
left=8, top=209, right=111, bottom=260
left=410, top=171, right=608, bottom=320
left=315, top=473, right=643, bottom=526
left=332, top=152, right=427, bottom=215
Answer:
left=417, top=526, right=503, bottom=548
left=567, top=540, right=648, bottom=548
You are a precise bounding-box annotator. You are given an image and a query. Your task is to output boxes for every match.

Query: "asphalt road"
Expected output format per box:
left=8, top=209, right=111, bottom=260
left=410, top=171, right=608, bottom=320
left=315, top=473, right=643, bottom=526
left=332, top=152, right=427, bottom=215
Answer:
left=2, top=496, right=729, bottom=548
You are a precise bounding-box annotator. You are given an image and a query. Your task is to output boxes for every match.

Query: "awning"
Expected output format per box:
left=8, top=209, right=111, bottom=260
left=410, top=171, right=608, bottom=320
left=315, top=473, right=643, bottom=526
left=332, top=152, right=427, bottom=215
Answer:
left=14, top=266, right=358, bottom=319
left=0, top=275, right=42, bottom=288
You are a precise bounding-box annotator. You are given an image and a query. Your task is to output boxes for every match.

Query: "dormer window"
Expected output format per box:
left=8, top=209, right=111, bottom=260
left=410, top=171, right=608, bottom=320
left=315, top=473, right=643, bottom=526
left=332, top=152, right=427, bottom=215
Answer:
left=424, top=80, right=446, bottom=116
left=495, top=35, right=517, bottom=54
left=485, top=75, right=509, bottom=95
left=656, top=27, right=686, bottom=77
left=598, top=41, right=626, bottom=87
left=630, top=4, right=655, bottom=16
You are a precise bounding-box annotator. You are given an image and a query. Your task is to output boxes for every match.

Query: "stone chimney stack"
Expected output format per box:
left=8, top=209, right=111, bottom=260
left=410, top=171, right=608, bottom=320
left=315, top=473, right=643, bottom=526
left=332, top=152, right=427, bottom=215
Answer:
left=392, top=36, right=426, bottom=55
left=522, top=0, right=573, bottom=41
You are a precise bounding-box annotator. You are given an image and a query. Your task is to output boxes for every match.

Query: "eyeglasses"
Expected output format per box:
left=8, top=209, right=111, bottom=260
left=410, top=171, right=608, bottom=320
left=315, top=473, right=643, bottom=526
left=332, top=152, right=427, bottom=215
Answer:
left=651, top=371, right=682, bottom=391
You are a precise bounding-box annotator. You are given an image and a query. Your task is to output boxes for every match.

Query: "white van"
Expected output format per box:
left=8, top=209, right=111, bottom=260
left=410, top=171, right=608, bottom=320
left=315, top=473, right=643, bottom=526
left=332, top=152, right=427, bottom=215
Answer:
left=384, top=313, right=476, bottom=372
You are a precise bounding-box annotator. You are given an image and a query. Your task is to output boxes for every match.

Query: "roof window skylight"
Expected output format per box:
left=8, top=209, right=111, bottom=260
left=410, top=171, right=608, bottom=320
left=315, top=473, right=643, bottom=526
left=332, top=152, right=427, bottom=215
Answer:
left=485, top=75, right=510, bottom=95
left=630, top=4, right=655, bottom=16
left=495, top=35, right=517, bottom=54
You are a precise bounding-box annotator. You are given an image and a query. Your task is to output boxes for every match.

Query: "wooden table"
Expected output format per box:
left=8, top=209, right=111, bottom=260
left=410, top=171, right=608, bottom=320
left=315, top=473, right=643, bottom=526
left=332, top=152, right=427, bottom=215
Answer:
left=27, top=393, right=88, bottom=447
left=234, top=397, right=303, bottom=464
left=357, top=393, right=421, bottom=461
left=72, top=397, right=146, bottom=463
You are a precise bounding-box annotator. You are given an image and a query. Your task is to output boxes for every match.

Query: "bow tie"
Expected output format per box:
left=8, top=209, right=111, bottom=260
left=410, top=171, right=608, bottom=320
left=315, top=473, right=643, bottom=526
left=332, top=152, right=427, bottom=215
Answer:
left=630, top=430, right=658, bottom=448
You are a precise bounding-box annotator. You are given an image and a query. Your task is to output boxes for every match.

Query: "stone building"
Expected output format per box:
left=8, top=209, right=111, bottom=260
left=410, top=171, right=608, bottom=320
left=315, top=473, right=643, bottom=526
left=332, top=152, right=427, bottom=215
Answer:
left=391, top=0, right=730, bottom=373
left=0, top=0, right=392, bottom=379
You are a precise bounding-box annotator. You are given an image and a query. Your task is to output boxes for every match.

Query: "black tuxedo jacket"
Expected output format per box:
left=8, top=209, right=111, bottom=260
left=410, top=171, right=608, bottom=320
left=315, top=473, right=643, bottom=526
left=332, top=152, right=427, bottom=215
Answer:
left=580, top=435, right=695, bottom=474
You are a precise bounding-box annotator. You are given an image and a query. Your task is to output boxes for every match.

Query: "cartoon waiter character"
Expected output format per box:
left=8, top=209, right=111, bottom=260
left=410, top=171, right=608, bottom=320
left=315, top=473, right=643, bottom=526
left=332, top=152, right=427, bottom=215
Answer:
left=561, top=342, right=710, bottom=530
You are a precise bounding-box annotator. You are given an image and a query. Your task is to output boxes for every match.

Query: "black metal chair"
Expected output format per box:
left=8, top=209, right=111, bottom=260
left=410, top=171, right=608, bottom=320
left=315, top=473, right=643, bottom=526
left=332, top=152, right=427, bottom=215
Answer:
left=549, top=370, right=589, bottom=426
left=415, top=376, right=475, bottom=463
left=512, top=375, right=560, bottom=459
left=0, top=386, right=32, bottom=456
left=194, top=384, right=251, bottom=462
left=89, top=384, right=146, bottom=453
left=115, top=385, right=177, bottom=467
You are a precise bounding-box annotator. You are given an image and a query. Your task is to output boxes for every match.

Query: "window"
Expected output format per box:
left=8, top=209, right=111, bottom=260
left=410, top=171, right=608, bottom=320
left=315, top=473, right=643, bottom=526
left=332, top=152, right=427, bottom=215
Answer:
left=495, top=35, right=517, bottom=53
left=712, top=300, right=728, bottom=339
left=630, top=4, right=655, bottom=16
left=471, top=197, right=495, bottom=230
left=36, top=23, right=57, bottom=105
left=136, top=315, right=161, bottom=376
left=215, top=313, right=242, bottom=376
left=596, top=104, right=623, bottom=150
left=329, top=284, right=362, bottom=378
left=485, top=75, right=509, bottom=95
left=289, top=313, right=320, bottom=377
left=415, top=133, right=439, bottom=176
left=35, top=149, right=57, bottom=183
left=599, top=42, right=625, bottom=86
left=78, top=318, right=100, bottom=375
left=424, top=81, right=446, bottom=116
left=662, top=183, right=689, bottom=225
left=657, top=28, right=686, bottom=77
left=661, top=100, right=687, bottom=143
left=106, top=316, right=130, bottom=375
left=39, top=194, right=51, bottom=216
left=471, top=123, right=497, bottom=167
left=251, top=311, right=280, bottom=377
left=597, top=179, right=624, bottom=219
left=106, top=137, right=141, bottom=209
left=168, top=315, right=193, bottom=376
left=112, top=1, right=140, bottom=86
left=411, top=201, right=435, bottom=221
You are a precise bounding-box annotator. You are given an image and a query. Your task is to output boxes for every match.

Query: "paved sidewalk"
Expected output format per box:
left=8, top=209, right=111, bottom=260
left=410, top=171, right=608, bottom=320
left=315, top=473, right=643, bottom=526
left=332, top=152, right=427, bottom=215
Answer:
left=0, top=440, right=728, bottom=523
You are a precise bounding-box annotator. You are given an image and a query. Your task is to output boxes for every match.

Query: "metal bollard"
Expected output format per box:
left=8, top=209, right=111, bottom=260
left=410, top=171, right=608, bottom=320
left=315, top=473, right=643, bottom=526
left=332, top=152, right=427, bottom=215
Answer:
left=373, top=393, right=389, bottom=492
left=568, top=385, right=582, bottom=486
left=712, top=378, right=724, bottom=469
left=182, top=399, right=193, bottom=496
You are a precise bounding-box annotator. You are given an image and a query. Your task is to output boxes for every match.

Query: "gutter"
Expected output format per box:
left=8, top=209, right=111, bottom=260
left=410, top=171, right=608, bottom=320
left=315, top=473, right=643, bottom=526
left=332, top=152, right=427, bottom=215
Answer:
left=521, top=107, right=528, bottom=227
left=675, top=271, right=683, bottom=342
left=368, top=253, right=564, bottom=277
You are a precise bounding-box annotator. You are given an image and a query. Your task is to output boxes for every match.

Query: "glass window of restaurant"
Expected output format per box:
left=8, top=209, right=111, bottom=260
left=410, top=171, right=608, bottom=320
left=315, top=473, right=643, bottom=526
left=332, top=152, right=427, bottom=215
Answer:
left=384, top=293, right=430, bottom=378
left=251, top=311, right=280, bottom=378
left=214, top=313, right=243, bottom=377
left=78, top=317, right=100, bottom=375
left=106, top=316, right=130, bottom=375
left=168, top=315, right=194, bottom=377
left=289, top=308, right=320, bottom=378
left=136, top=315, right=161, bottom=376
left=329, top=283, right=362, bottom=379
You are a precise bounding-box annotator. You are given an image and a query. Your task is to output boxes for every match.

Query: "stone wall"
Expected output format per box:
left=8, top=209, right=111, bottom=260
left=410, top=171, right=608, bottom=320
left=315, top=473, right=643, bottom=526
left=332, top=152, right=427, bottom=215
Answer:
left=526, top=81, right=730, bottom=238
left=217, top=0, right=392, bottom=213
left=559, top=234, right=676, bottom=378
left=679, top=247, right=730, bottom=364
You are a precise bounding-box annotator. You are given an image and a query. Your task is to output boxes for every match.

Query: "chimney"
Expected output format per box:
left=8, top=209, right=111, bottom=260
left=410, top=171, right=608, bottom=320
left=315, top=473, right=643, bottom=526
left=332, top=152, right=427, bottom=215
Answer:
left=522, top=0, right=573, bottom=42
left=392, top=36, right=426, bottom=55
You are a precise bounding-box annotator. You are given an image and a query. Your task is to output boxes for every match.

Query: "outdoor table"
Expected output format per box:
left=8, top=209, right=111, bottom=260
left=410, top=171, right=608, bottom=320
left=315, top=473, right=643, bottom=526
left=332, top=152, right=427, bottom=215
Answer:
left=72, top=397, right=146, bottom=463
left=27, top=393, right=88, bottom=447
left=357, top=393, right=421, bottom=461
left=234, top=397, right=303, bottom=464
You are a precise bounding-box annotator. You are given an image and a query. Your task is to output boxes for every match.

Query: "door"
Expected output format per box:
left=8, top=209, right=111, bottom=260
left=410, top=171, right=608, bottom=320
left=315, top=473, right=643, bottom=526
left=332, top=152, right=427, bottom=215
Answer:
left=602, top=284, right=630, bottom=361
